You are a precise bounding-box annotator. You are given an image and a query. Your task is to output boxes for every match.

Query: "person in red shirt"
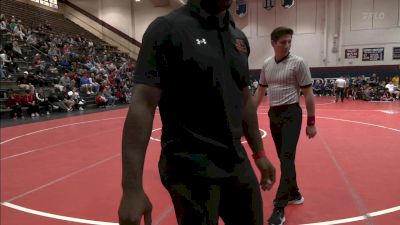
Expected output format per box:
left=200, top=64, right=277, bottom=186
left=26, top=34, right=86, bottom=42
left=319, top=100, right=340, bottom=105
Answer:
left=95, top=92, right=107, bottom=108
left=6, top=90, right=23, bottom=119
left=21, top=90, right=40, bottom=117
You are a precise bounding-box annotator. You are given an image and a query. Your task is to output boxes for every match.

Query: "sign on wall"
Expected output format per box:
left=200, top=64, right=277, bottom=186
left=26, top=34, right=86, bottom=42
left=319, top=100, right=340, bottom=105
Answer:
left=345, top=48, right=359, bottom=59
left=236, top=0, right=247, bottom=17
left=393, top=47, right=400, bottom=60
left=362, top=48, right=384, bottom=61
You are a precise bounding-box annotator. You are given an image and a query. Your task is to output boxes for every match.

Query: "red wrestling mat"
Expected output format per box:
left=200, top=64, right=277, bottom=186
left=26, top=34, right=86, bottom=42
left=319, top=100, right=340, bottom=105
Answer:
left=1, top=97, right=400, bottom=225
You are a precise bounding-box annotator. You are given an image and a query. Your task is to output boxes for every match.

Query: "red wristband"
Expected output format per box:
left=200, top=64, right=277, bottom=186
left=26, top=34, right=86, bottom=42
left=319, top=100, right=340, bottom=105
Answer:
left=252, top=151, right=266, bottom=160
left=307, top=116, right=315, bottom=126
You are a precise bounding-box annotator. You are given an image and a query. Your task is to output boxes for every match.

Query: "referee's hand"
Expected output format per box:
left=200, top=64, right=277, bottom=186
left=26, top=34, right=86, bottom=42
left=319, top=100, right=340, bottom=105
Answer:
left=306, top=125, right=317, bottom=139
left=255, top=157, right=276, bottom=191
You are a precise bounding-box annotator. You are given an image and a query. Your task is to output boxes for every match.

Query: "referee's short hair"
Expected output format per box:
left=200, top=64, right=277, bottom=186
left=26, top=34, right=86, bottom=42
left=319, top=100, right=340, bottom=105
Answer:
left=271, top=27, right=293, bottom=42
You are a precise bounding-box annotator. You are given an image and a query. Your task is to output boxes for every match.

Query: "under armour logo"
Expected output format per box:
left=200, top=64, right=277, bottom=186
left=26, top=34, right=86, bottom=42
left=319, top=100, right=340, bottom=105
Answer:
left=196, top=38, right=207, bottom=45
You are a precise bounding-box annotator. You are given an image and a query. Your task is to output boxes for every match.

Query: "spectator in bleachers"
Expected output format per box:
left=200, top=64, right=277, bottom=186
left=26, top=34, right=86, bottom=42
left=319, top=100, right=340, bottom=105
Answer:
left=9, top=18, right=17, bottom=31
left=0, top=14, right=8, bottom=31
left=26, top=32, right=38, bottom=46
left=312, top=80, right=323, bottom=96
left=102, top=85, right=116, bottom=106
left=385, top=81, right=400, bottom=100
left=381, top=89, right=394, bottom=101
left=363, top=86, right=374, bottom=101
left=35, top=88, right=51, bottom=115
left=12, top=20, right=25, bottom=40
left=0, top=49, right=10, bottom=79
left=368, top=73, right=379, bottom=87
left=47, top=88, right=71, bottom=111
left=33, top=53, right=45, bottom=73
left=0, top=49, right=16, bottom=75
left=80, top=73, right=94, bottom=94
left=21, top=90, right=40, bottom=117
left=5, top=89, right=23, bottom=119
left=89, top=72, right=100, bottom=93
left=115, top=87, right=127, bottom=104
left=68, top=88, right=85, bottom=111
left=95, top=92, right=107, bottom=107
left=17, top=71, right=34, bottom=91
left=324, top=80, right=334, bottom=96
left=61, top=87, right=76, bottom=110
left=59, top=54, right=72, bottom=71
left=48, top=46, right=61, bottom=58
left=393, top=75, right=399, bottom=87
left=59, top=72, right=72, bottom=90
left=12, top=40, right=23, bottom=59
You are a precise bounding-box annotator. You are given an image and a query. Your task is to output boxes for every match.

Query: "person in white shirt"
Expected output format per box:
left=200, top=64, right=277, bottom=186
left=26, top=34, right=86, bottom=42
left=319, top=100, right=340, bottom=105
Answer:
left=334, top=76, right=346, bottom=102
left=385, top=81, right=400, bottom=99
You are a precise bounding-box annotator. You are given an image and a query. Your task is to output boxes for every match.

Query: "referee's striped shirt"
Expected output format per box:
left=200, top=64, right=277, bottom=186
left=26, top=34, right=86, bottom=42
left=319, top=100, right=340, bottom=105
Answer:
left=259, top=53, right=312, bottom=107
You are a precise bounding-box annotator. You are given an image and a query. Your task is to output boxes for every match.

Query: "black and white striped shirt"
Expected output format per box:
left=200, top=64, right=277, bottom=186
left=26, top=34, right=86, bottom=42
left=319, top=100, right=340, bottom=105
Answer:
left=259, top=53, right=312, bottom=107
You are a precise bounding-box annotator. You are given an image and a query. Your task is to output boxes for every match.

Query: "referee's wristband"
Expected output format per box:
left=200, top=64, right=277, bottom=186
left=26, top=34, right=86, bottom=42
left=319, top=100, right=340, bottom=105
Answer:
left=307, top=116, right=315, bottom=126
left=252, top=151, right=266, bottom=160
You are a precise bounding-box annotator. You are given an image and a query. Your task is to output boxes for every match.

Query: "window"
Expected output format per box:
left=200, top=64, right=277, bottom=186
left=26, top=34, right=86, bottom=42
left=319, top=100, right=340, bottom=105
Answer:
left=31, top=0, right=58, bottom=9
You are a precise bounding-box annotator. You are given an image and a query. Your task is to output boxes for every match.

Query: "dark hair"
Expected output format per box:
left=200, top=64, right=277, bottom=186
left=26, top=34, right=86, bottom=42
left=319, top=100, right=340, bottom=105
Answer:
left=271, top=26, right=293, bottom=42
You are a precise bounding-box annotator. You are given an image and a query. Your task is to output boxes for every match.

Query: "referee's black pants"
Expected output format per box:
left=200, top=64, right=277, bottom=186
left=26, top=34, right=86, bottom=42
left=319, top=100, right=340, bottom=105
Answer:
left=268, top=103, right=302, bottom=209
left=335, top=87, right=345, bottom=102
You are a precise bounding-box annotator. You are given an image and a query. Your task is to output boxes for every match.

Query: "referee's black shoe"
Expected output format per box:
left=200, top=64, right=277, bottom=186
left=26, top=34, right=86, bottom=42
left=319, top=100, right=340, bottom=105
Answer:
left=268, top=208, right=285, bottom=225
left=288, top=193, right=304, bottom=205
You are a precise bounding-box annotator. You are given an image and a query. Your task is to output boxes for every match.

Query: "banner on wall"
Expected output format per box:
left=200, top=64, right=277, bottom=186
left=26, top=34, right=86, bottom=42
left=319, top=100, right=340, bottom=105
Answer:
left=345, top=49, right=359, bottom=59
left=362, top=48, right=384, bottom=61
left=236, top=0, right=247, bottom=17
left=393, top=47, right=400, bottom=60
left=263, top=0, right=276, bottom=10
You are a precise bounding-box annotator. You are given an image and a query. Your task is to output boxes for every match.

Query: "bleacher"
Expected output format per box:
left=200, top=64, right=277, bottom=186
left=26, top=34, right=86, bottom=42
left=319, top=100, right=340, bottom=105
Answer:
left=0, top=0, right=133, bottom=119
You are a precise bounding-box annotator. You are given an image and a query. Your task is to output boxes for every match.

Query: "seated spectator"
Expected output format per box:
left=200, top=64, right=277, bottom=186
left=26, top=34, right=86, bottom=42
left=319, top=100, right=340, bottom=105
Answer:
left=324, top=80, right=334, bottom=96
left=102, top=86, right=116, bottom=106
left=0, top=14, right=8, bottom=31
left=0, top=49, right=17, bottom=75
left=385, top=81, right=400, bottom=99
left=80, top=73, right=94, bottom=94
left=21, top=90, right=40, bottom=117
left=59, top=72, right=72, bottom=90
left=26, top=32, right=38, bottom=46
left=312, top=80, right=323, bottom=96
left=6, top=90, right=23, bottom=119
left=12, top=20, right=25, bottom=40
left=47, top=88, right=71, bottom=111
left=392, top=75, right=399, bottom=87
left=368, top=73, right=379, bottom=87
left=17, top=71, right=34, bottom=91
left=95, top=92, right=107, bottom=107
left=12, top=41, right=23, bottom=59
left=59, top=54, right=72, bottom=71
left=71, top=72, right=80, bottom=89
left=48, top=46, right=61, bottom=58
left=35, top=88, right=51, bottom=115
left=68, top=87, right=85, bottom=111
left=115, top=88, right=127, bottom=104
left=62, top=87, right=76, bottom=110
left=363, top=86, right=374, bottom=101
left=33, top=53, right=45, bottom=73
left=380, top=89, right=394, bottom=101
left=89, top=72, right=100, bottom=93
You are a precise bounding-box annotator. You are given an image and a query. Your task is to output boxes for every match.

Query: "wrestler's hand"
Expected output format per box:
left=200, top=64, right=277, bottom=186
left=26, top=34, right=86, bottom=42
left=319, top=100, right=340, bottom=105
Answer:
left=306, top=125, right=317, bottom=139
left=255, top=157, right=276, bottom=191
left=119, top=190, right=152, bottom=225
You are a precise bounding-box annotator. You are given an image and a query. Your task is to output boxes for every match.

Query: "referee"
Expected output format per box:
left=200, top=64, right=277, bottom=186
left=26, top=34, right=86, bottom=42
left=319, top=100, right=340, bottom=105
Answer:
left=253, top=26, right=317, bottom=225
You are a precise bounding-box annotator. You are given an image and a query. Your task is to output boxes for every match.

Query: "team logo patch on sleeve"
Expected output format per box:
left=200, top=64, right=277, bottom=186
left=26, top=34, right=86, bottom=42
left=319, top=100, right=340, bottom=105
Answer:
left=235, top=39, right=248, bottom=54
